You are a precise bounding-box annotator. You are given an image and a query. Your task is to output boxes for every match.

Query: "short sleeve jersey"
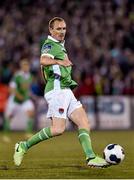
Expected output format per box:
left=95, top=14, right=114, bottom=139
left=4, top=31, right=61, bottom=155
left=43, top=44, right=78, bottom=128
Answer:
left=11, top=71, right=32, bottom=103
left=41, top=35, right=77, bottom=93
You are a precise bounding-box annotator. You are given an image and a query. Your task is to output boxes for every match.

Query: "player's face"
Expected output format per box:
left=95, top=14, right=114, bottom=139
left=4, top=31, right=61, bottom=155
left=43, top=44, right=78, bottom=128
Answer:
left=21, top=62, right=30, bottom=73
left=50, top=20, right=66, bottom=42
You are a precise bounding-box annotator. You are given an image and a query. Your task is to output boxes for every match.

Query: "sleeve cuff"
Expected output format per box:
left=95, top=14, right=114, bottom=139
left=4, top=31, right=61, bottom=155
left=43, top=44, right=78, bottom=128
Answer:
left=41, top=53, right=54, bottom=59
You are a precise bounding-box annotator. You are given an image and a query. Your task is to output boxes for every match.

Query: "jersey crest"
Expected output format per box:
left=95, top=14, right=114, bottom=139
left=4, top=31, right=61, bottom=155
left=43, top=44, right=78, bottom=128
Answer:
left=42, top=44, right=52, bottom=54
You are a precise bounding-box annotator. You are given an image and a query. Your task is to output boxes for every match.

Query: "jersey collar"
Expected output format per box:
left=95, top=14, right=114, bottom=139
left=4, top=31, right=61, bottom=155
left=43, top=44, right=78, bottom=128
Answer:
left=19, top=71, right=30, bottom=78
left=48, top=35, right=65, bottom=46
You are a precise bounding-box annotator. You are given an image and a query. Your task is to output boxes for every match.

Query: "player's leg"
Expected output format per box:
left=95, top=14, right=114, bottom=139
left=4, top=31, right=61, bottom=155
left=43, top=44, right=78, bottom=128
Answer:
left=4, top=96, right=14, bottom=132
left=14, top=117, right=66, bottom=166
left=26, top=110, right=34, bottom=133
left=24, top=117, right=66, bottom=149
left=22, top=100, right=35, bottom=137
left=14, top=89, right=68, bottom=166
left=3, top=96, right=17, bottom=142
left=70, top=107, right=109, bottom=167
left=23, top=89, right=68, bottom=148
left=69, top=106, right=96, bottom=159
left=68, top=91, right=109, bottom=168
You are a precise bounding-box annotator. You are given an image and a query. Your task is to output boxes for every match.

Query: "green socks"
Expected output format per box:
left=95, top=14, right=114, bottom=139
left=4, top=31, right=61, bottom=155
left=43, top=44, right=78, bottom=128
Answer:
left=78, top=129, right=96, bottom=159
left=3, top=117, right=10, bottom=132
left=26, top=118, right=34, bottom=133
left=25, top=127, right=52, bottom=149
left=22, top=127, right=95, bottom=160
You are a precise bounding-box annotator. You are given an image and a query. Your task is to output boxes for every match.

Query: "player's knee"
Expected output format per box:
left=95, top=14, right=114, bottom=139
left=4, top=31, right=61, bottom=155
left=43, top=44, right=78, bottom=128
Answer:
left=52, top=126, right=65, bottom=136
left=56, top=127, right=65, bottom=135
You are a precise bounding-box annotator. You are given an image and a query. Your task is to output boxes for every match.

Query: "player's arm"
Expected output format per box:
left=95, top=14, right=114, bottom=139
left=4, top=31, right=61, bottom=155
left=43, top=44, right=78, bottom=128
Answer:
left=12, top=88, right=25, bottom=101
left=9, top=82, right=25, bottom=101
left=40, top=55, right=58, bottom=66
left=40, top=55, right=73, bottom=67
left=41, top=43, right=73, bottom=66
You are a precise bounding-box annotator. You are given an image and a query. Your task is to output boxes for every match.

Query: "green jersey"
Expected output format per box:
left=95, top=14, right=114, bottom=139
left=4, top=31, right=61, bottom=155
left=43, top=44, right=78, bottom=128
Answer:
left=10, top=71, right=32, bottom=103
left=41, top=35, right=77, bottom=93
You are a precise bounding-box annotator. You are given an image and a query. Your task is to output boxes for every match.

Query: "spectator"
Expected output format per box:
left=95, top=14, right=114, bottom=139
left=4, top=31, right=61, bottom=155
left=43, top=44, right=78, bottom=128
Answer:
left=74, top=72, right=95, bottom=99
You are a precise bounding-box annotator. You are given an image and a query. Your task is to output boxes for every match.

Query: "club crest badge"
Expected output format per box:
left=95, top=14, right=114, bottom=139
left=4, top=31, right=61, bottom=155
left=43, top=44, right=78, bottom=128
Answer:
left=42, top=44, right=52, bottom=53
left=59, top=108, right=64, bottom=114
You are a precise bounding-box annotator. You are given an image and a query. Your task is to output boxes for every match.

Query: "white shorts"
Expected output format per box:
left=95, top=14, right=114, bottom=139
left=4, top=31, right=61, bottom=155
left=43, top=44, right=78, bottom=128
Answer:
left=44, top=89, right=82, bottom=119
left=5, top=95, right=35, bottom=118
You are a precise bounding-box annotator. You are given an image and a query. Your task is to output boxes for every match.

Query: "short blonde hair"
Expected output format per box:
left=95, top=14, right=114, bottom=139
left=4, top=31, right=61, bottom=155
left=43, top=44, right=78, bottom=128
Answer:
left=20, top=59, right=29, bottom=66
left=49, top=17, right=65, bottom=29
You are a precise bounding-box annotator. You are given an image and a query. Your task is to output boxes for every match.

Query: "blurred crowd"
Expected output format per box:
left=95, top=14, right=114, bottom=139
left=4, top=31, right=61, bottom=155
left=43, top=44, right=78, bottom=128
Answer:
left=0, top=0, right=134, bottom=102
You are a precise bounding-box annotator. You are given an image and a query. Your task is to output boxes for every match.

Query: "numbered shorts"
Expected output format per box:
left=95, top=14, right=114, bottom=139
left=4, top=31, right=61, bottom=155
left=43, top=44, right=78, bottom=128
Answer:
left=44, top=88, right=82, bottom=119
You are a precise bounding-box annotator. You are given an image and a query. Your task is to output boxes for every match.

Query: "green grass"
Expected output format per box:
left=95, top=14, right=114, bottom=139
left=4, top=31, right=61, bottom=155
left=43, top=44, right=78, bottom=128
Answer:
left=0, top=130, right=134, bottom=179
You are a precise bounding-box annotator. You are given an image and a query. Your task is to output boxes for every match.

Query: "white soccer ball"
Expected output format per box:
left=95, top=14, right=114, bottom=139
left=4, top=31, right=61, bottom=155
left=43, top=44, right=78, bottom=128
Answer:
left=103, top=144, right=125, bottom=165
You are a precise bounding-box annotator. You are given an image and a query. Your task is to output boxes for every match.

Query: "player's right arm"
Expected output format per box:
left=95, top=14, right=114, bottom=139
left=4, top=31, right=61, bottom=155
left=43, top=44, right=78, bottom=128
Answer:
left=40, top=43, right=72, bottom=67
left=40, top=55, right=72, bottom=67
left=9, top=81, right=26, bottom=101
left=11, top=88, right=25, bottom=101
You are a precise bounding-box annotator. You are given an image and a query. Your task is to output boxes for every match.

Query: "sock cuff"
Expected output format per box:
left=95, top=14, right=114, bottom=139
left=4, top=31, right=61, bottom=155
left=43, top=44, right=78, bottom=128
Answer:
left=78, top=128, right=89, bottom=135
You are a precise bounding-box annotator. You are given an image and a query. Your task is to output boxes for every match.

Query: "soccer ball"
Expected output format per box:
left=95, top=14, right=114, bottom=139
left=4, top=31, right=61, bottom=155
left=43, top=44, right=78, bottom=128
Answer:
left=103, top=144, right=125, bottom=165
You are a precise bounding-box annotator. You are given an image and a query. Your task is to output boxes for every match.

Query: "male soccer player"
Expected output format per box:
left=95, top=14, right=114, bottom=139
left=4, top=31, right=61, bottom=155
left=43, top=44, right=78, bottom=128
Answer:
left=14, top=17, right=109, bottom=168
left=4, top=59, right=35, bottom=140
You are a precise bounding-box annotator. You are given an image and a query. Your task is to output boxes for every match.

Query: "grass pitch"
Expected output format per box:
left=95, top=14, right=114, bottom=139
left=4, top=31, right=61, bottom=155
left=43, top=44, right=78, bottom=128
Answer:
left=0, top=130, right=134, bottom=179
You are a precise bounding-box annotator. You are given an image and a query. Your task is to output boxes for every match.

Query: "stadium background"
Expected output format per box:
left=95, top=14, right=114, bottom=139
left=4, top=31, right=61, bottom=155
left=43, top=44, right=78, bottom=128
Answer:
left=0, top=0, right=134, bottom=178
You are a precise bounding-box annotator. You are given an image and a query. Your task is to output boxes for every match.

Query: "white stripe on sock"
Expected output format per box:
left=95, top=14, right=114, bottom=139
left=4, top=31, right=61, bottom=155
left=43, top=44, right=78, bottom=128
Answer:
left=39, top=133, right=43, bottom=140
left=43, top=128, right=49, bottom=139
left=78, top=133, right=89, bottom=138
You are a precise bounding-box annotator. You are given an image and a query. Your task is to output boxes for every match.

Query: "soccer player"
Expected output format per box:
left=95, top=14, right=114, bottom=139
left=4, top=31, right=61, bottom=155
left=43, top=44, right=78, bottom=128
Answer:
left=14, top=17, right=109, bottom=168
left=4, top=59, right=35, bottom=141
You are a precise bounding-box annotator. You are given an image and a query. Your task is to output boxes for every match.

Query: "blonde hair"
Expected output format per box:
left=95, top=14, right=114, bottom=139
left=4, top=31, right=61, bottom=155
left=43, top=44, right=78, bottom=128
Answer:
left=49, top=17, right=65, bottom=29
left=20, top=59, right=29, bottom=66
